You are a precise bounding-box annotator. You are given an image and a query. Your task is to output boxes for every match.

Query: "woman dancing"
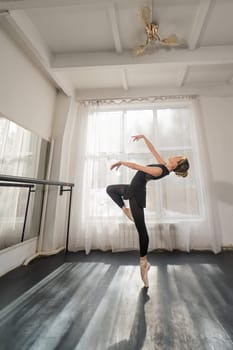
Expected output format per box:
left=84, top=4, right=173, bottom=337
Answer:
left=106, top=135, right=189, bottom=288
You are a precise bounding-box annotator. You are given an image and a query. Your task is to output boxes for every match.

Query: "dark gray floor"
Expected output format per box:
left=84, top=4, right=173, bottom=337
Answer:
left=1, top=250, right=233, bottom=350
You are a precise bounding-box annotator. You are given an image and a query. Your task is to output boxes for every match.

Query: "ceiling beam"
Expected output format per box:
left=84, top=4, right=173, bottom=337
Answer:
left=52, top=46, right=233, bottom=70
left=0, top=0, right=109, bottom=11
left=121, top=69, right=129, bottom=90
left=0, top=10, right=74, bottom=96
left=7, top=10, right=51, bottom=66
left=188, top=0, right=214, bottom=50
left=75, top=83, right=233, bottom=101
left=0, top=0, right=140, bottom=11
left=0, top=0, right=230, bottom=11
left=107, top=3, right=122, bottom=54
left=176, top=66, right=188, bottom=87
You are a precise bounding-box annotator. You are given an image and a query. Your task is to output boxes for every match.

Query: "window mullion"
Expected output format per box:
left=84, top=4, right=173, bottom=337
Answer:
left=121, top=110, right=127, bottom=183
left=153, top=108, right=163, bottom=218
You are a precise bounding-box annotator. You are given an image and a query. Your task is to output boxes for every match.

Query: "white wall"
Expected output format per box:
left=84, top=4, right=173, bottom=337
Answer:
left=199, top=97, right=233, bottom=246
left=0, top=23, right=56, bottom=141
left=0, top=23, right=57, bottom=275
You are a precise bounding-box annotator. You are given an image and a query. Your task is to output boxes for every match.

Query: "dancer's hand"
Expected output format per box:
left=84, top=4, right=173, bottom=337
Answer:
left=110, top=161, right=122, bottom=171
left=132, top=135, right=145, bottom=142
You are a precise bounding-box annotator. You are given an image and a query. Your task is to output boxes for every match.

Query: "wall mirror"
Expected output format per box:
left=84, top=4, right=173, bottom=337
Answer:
left=0, top=114, right=51, bottom=250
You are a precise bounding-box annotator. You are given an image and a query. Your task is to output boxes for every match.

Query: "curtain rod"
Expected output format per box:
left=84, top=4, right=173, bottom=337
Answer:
left=78, top=94, right=197, bottom=106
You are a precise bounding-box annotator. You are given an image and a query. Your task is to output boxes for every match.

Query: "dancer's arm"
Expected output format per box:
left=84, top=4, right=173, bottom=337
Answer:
left=110, top=161, right=163, bottom=177
left=132, top=135, right=166, bottom=165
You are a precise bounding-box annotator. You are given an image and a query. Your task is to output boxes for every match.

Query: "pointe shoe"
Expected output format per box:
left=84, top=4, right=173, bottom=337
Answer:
left=122, top=207, right=134, bottom=222
left=140, top=259, right=151, bottom=288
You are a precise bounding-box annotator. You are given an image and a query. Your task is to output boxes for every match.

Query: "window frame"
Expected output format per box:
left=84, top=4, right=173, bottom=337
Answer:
left=87, top=100, right=206, bottom=223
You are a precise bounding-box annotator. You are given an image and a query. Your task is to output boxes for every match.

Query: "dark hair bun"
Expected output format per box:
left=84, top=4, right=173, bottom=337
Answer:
left=174, top=159, right=189, bottom=177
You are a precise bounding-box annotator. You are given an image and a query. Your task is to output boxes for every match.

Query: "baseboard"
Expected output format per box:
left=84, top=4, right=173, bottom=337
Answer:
left=0, top=238, right=37, bottom=277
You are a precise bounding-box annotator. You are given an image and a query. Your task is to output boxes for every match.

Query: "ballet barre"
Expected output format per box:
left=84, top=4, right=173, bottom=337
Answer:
left=0, top=174, right=74, bottom=253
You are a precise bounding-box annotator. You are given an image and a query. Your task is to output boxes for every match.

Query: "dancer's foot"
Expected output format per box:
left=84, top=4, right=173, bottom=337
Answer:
left=140, top=257, right=151, bottom=288
left=122, top=207, right=134, bottom=221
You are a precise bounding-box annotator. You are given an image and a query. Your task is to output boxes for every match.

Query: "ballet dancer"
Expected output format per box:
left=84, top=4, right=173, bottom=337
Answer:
left=106, top=134, right=189, bottom=288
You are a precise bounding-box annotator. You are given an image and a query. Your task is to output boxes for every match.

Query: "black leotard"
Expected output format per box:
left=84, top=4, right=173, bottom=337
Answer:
left=124, top=164, right=170, bottom=207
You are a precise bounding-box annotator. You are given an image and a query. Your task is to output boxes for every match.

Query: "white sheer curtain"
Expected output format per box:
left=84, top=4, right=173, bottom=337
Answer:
left=69, top=100, right=221, bottom=254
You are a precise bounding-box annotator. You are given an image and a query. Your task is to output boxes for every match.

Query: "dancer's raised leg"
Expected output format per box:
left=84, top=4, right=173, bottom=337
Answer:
left=106, top=184, right=133, bottom=221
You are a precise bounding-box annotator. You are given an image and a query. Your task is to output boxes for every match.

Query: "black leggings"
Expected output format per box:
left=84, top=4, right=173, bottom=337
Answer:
left=106, top=185, right=149, bottom=257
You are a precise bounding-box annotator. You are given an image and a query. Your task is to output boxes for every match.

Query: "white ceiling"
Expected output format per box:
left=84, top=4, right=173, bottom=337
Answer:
left=1, top=0, right=233, bottom=100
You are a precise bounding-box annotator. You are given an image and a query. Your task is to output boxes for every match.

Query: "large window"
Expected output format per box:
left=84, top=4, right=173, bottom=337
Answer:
left=86, top=104, right=204, bottom=222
